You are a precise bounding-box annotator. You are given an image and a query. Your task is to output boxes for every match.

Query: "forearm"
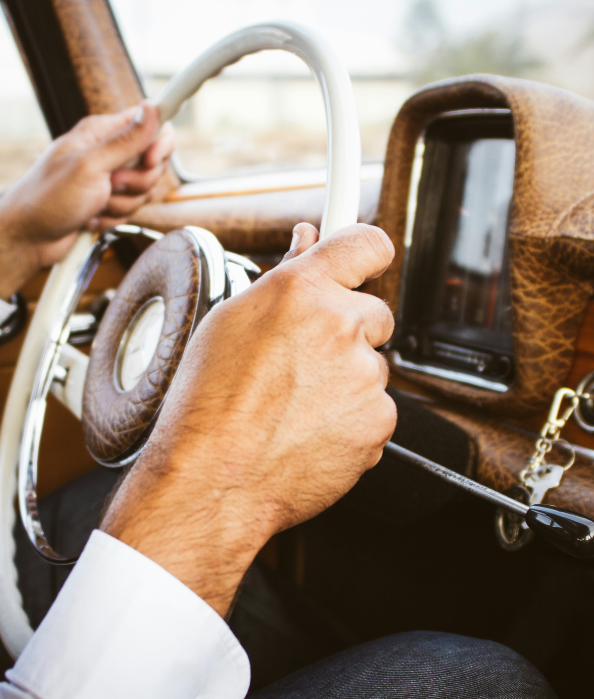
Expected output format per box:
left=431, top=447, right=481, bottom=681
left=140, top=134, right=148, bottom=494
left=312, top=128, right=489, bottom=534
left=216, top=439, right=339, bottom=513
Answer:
left=100, top=442, right=272, bottom=618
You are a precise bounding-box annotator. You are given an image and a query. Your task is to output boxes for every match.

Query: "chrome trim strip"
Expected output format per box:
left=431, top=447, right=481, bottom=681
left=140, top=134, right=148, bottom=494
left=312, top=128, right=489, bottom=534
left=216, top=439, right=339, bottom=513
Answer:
left=404, top=138, right=425, bottom=249
left=225, top=251, right=261, bottom=280
left=434, top=108, right=512, bottom=120
left=226, top=262, right=252, bottom=296
left=390, top=351, right=509, bottom=393
left=184, top=226, right=228, bottom=305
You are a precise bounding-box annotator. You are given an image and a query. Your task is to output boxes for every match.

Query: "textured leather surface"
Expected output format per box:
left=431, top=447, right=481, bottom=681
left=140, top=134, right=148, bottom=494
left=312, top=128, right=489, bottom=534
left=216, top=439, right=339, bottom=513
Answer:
left=82, top=229, right=208, bottom=463
left=51, top=0, right=179, bottom=197
left=131, top=179, right=382, bottom=255
left=52, top=0, right=143, bottom=113
left=431, top=404, right=594, bottom=520
left=377, top=75, right=594, bottom=417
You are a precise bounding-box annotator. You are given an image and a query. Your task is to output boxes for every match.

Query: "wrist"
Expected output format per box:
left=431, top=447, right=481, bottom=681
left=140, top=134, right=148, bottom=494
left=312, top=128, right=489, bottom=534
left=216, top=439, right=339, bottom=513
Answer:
left=0, top=200, right=38, bottom=297
left=101, top=447, right=273, bottom=617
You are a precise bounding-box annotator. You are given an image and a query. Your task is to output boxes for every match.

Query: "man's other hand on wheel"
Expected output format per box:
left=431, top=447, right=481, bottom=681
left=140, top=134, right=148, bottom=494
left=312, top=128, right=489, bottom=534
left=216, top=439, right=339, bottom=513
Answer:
left=0, top=101, right=174, bottom=299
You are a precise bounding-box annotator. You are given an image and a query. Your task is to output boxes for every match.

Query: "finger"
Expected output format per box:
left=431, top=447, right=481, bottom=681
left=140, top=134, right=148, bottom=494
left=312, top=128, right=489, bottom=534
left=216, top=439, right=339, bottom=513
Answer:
left=101, top=192, right=150, bottom=218
left=86, top=214, right=129, bottom=232
left=281, top=223, right=319, bottom=263
left=142, top=122, right=175, bottom=169
left=299, top=224, right=394, bottom=290
left=375, top=351, right=390, bottom=389
left=352, top=378, right=397, bottom=473
left=352, top=294, right=394, bottom=350
left=365, top=391, right=398, bottom=469
left=92, top=100, right=160, bottom=172
left=111, top=163, right=164, bottom=195
left=72, top=107, right=138, bottom=145
left=353, top=292, right=395, bottom=348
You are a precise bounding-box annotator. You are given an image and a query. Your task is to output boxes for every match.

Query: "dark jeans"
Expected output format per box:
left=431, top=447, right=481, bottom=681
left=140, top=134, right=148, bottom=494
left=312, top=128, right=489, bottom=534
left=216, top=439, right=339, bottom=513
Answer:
left=6, top=467, right=557, bottom=698
left=252, top=631, right=558, bottom=699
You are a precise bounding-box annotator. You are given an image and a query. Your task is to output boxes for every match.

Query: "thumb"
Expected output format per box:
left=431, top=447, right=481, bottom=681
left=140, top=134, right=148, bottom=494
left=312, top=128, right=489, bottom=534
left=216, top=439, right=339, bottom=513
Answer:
left=92, top=101, right=160, bottom=172
left=299, top=224, right=395, bottom=290
left=281, top=223, right=319, bottom=263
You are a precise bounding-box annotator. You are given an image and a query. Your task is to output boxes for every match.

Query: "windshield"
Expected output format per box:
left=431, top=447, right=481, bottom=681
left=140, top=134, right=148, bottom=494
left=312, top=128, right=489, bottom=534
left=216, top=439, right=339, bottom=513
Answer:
left=3, top=1, right=594, bottom=186
left=0, top=14, right=50, bottom=191
left=108, top=0, right=594, bottom=179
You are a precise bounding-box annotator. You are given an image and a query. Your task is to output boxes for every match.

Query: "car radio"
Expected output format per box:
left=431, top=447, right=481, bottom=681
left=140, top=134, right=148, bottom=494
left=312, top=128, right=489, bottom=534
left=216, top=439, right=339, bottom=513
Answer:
left=393, top=109, right=515, bottom=392
left=376, top=75, right=594, bottom=417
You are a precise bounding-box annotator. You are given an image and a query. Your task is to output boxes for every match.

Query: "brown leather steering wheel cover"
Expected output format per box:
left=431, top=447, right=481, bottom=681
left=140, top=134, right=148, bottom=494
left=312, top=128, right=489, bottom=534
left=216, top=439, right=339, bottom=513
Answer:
left=82, top=229, right=209, bottom=464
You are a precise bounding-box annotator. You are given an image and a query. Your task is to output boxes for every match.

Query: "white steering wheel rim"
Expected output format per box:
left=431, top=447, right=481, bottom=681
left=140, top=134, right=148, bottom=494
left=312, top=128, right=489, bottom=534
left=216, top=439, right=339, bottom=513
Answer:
left=0, top=234, right=95, bottom=657
left=0, top=20, right=361, bottom=658
left=154, top=21, right=361, bottom=238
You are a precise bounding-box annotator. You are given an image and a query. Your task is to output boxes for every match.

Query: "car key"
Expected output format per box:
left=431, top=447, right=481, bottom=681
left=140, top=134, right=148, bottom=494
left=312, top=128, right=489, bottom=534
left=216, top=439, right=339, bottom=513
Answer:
left=496, top=388, right=583, bottom=550
left=524, top=463, right=566, bottom=505
left=385, top=441, right=594, bottom=560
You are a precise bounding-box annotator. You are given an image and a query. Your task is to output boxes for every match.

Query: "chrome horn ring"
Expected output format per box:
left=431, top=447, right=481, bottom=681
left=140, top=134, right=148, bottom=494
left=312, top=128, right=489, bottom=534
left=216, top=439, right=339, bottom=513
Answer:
left=19, top=226, right=162, bottom=566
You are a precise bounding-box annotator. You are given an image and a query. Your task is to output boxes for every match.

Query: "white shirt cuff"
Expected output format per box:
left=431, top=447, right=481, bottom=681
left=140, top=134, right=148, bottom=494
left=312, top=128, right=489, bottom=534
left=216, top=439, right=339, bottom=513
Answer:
left=6, top=530, right=250, bottom=699
left=0, top=298, right=17, bottom=326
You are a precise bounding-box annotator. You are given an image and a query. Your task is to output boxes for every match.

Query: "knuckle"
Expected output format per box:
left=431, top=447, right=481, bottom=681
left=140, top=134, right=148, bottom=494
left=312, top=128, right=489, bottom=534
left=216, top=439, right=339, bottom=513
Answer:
left=333, top=309, right=360, bottom=343
left=273, top=264, right=307, bottom=294
left=378, top=352, right=391, bottom=384
left=358, top=353, right=379, bottom=385
left=72, top=153, right=93, bottom=178
left=360, top=225, right=395, bottom=265
left=376, top=393, right=397, bottom=442
left=370, top=295, right=395, bottom=327
left=361, top=401, right=396, bottom=470
left=272, top=262, right=324, bottom=303
left=260, top=265, right=309, bottom=315
left=75, top=115, right=96, bottom=131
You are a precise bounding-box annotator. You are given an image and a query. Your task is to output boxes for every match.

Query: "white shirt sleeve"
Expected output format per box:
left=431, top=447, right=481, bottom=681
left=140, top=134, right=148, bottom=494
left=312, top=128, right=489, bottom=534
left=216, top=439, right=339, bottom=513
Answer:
left=0, top=530, right=250, bottom=699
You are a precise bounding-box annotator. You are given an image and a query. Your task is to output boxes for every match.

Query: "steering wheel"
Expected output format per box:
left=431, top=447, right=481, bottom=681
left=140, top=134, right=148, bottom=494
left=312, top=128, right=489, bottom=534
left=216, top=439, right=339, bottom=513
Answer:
left=0, top=21, right=361, bottom=658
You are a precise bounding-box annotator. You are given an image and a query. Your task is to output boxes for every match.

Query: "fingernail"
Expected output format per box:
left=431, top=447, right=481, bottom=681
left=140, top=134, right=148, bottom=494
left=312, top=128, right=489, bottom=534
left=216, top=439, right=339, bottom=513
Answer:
left=290, top=230, right=302, bottom=251
left=88, top=218, right=99, bottom=231
left=133, top=105, right=145, bottom=125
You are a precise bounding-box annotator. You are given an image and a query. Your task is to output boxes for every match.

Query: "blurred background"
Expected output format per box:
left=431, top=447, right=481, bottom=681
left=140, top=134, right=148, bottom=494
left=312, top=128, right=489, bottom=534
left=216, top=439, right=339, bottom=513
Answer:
left=2, top=0, right=594, bottom=187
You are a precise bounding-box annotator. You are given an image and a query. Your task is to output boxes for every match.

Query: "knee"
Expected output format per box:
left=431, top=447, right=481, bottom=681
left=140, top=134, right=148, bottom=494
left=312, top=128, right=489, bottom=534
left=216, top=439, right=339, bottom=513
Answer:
left=375, top=631, right=557, bottom=699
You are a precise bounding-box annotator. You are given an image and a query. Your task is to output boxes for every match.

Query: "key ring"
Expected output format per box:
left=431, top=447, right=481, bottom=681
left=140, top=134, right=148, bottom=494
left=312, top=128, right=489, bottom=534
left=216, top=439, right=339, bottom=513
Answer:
left=520, top=389, right=584, bottom=483
left=520, top=438, right=576, bottom=484
left=543, top=439, right=576, bottom=471
left=496, top=388, right=585, bottom=552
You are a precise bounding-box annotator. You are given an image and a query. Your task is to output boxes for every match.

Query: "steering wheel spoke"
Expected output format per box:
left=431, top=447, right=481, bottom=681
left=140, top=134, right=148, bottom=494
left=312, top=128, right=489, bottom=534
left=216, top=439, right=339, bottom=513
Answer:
left=49, top=344, right=89, bottom=420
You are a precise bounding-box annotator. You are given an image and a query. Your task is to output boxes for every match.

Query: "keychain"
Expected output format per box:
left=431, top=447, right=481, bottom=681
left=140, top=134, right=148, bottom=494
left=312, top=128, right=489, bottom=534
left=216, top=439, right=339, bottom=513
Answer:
left=496, top=387, right=587, bottom=551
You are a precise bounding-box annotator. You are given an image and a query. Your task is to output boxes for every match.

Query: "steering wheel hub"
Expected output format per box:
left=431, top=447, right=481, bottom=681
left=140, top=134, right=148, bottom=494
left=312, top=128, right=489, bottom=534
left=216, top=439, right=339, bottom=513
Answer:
left=115, top=296, right=166, bottom=393
left=83, top=227, right=220, bottom=466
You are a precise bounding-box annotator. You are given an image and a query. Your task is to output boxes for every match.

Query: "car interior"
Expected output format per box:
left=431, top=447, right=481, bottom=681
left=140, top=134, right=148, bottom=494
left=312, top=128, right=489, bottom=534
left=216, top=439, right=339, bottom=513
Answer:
left=1, top=1, right=594, bottom=696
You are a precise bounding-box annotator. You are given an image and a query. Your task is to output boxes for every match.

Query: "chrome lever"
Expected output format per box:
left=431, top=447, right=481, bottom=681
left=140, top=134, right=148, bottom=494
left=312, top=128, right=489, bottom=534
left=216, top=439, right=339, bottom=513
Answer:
left=385, top=441, right=594, bottom=560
